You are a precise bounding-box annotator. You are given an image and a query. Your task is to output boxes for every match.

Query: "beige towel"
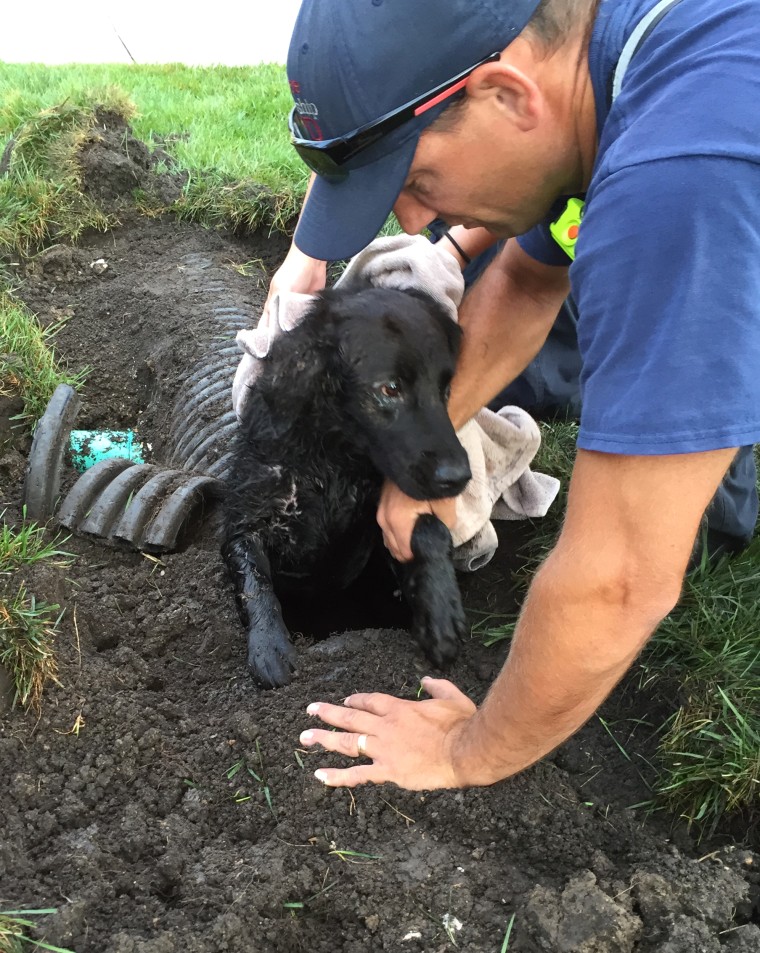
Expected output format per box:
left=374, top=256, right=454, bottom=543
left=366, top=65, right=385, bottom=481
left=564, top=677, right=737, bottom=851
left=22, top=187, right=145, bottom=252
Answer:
left=231, top=291, right=315, bottom=416
left=454, top=408, right=560, bottom=570
left=232, top=234, right=560, bottom=571
left=336, top=233, right=464, bottom=320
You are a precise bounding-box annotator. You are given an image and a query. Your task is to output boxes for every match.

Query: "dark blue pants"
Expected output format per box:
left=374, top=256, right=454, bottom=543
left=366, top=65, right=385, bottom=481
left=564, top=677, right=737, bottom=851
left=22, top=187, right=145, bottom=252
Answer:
left=457, top=238, right=759, bottom=549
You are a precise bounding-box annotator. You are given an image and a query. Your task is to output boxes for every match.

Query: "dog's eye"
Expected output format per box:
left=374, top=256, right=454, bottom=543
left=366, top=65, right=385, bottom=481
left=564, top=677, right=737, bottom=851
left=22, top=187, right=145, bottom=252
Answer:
left=378, top=381, right=401, bottom=400
left=443, top=383, right=452, bottom=402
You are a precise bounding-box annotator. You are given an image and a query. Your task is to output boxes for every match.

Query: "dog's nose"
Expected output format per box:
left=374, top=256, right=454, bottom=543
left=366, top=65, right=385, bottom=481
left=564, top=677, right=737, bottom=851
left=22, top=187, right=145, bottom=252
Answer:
left=433, top=460, right=472, bottom=495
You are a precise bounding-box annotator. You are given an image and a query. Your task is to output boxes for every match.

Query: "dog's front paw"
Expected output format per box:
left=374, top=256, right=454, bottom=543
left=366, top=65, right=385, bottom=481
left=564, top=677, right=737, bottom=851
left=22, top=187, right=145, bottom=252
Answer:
left=247, top=625, right=298, bottom=688
left=404, top=514, right=465, bottom=668
left=246, top=594, right=298, bottom=688
left=409, top=569, right=466, bottom=669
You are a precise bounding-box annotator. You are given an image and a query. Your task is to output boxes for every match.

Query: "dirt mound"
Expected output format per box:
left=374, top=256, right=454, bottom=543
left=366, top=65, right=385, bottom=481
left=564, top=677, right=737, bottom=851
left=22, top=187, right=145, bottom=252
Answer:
left=76, top=108, right=185, bottom=206
left=1, top=119, right=758, bottom=952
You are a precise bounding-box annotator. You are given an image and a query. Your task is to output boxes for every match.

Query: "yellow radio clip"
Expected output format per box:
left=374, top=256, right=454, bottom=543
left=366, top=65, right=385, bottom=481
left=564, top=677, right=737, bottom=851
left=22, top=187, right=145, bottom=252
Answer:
left=550, top=197, right=585, bottom=261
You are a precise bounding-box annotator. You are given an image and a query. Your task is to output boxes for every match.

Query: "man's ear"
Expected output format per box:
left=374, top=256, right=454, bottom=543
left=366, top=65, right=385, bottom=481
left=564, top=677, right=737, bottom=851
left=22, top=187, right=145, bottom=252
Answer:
left=465, top=60, right=542, bottom=132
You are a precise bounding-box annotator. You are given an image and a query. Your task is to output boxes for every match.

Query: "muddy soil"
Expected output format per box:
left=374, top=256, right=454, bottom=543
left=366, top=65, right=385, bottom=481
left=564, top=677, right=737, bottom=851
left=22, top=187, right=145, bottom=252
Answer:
left=1, top=119, right=759, bottom=953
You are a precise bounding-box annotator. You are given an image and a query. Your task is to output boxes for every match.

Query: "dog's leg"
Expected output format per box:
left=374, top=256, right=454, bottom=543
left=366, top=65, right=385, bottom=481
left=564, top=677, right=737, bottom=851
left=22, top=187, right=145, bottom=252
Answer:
left=221, top=533, right=298, bottom=688
left=396, top=513, right=466, bottom=669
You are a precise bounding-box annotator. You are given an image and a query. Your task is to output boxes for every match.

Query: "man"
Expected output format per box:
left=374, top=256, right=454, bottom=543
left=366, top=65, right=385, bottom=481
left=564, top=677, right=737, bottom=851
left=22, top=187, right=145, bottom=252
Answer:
left=273, top=0, right=760, bottom=790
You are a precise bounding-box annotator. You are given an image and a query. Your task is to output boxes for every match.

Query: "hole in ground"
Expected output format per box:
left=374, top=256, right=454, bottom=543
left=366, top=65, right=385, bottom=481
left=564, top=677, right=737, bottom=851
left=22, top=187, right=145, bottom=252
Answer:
left=93, top=633, right=120, bottom=652
left=151, top=879, right=182, bottom=906
left=279, top=545, right=412, bottom=640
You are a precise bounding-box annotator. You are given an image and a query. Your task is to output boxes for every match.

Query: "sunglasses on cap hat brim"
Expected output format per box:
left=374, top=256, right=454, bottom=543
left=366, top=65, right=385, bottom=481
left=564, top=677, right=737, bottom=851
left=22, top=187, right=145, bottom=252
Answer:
left=289, top=51, right=501, bottom=182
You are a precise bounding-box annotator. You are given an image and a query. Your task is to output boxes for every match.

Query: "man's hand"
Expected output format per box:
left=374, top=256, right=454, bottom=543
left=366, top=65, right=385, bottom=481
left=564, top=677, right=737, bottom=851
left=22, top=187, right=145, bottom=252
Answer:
left=299, top=677, right=478, bottom=789
left=377, top=480, right=457, bottom=562
left=262, top=243, right=327, bottom=322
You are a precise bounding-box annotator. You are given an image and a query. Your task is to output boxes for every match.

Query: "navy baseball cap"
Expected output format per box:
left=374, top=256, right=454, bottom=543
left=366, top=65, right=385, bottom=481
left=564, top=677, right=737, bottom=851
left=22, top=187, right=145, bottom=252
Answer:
left=287, top=0, right=542, bottom=261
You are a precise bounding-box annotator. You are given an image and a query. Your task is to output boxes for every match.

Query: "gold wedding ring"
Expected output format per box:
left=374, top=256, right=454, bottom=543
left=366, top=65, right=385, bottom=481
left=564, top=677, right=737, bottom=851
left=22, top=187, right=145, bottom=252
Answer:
left=357, top=734, right=368, bottom=758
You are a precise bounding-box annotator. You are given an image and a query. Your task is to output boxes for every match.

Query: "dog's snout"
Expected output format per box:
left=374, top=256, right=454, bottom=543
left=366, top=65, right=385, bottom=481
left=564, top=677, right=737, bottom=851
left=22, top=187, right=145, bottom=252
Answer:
left=433, top=459, right=472, bottom=495
left=401, top=446, right=472, bottom=500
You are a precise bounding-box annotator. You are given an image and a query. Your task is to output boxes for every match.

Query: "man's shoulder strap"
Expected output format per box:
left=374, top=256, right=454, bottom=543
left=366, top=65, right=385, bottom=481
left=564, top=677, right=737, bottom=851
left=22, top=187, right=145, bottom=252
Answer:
left=611, top=0, right=684, bottom=104
left=550, top=0, right=685, bottom=260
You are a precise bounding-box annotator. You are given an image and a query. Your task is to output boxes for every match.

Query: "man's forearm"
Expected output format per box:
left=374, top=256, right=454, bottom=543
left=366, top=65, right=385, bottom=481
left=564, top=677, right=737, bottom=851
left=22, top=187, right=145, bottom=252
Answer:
left=450, top=547, right=677, bottom=786
left=448, top=238, right=570, bottom=429
left=451, top=445, right=739, bottom=786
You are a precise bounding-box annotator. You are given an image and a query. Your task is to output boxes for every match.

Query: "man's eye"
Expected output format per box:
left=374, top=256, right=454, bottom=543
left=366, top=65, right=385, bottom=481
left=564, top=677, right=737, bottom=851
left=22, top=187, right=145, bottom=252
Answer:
left=407, top=177, right=430, bottom=200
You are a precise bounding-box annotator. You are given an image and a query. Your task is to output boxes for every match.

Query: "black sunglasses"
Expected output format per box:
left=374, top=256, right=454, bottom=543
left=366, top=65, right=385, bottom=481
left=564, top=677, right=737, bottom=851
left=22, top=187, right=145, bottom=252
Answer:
left=289, top=51, right=501, bottom=182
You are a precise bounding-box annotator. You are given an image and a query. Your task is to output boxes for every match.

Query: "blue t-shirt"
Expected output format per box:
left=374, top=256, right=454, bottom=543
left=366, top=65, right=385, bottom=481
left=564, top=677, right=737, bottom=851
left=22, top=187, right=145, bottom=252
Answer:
left=518, top=0, right=760, bottom=455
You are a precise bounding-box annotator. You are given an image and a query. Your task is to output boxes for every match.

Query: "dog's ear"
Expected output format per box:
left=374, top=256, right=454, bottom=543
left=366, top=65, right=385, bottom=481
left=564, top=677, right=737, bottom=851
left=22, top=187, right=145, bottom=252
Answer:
left=401, top=288, right=463, bottom=357
left=252, top=293, right=347, bottom=436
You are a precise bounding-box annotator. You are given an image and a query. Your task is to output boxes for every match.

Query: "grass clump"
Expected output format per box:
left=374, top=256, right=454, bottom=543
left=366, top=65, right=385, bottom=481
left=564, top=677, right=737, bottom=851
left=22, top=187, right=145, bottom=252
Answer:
left=0, top=100, right=117, bottom=256
left=0, top=64, right=304, bottom=192
left=656, top=687, right=759, bottom=831
left=170, top=170, right=300, bottom=236
left=0, top=514, right=72, bottom=571
left=0, top=583, right=63, bottom=710
left=0, top=908, right=75, bottom=953
left=642, top=540, right=760, bottom=832
left=0, top=94, right=297, bottom=256
left=0, top=513, right=72, bottom=710
left=0, top=292, right=86, bottom=425
left=0, top=65, right=308, bottom=255
left=2, top=92, right=133, bottom=181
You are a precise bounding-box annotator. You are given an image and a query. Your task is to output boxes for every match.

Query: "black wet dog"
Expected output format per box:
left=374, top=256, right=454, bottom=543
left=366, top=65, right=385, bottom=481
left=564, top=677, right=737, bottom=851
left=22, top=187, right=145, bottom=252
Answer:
left=222, top=285, right=472, bottom=687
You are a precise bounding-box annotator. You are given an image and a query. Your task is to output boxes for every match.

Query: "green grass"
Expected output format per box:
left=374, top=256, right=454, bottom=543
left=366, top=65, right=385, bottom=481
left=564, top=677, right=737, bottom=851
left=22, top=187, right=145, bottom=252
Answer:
left=500, top=914, right=516, bottom=952
left=0, top=909, right=75, bottom=953
left=0, top=63, right=305, bottom=191
left=642, top=539, right=760, bottom=831
left=0, top=581, right=63, bottom=711
left=0, top=293, right=87, bottom=424
left=0, top=513, right=72, bottom=570
left=0, top=514, right=72, bottom=710
left=226, top=740, right=277, bottom=817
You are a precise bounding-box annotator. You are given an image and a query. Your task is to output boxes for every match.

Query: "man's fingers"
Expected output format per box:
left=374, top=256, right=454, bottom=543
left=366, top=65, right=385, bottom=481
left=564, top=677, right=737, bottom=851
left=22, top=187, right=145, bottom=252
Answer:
left=306, top=700, right=381, bottom=730
left=313, top=764, right=382, bottom=788
left=430, top=496, right=459, bottom=531
left=377, top=482, right=421, bottom=563
left=343, top=692, right=398, bottom=716
left=421, top=677, right=470, bottom=703
left=378, top=516, right=411, bottom=562
left=299, top=727, right=370, bottom=757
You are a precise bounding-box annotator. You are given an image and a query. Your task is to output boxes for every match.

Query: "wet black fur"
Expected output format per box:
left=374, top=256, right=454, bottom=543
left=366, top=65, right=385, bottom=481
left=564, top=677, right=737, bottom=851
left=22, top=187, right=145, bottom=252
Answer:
left=222, top=285, right=472, bottom=687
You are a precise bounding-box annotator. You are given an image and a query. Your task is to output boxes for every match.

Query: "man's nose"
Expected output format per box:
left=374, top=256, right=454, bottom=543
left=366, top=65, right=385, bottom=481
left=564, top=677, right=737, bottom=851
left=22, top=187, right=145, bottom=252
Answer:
left=393, top=192, right=437, bottom=236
